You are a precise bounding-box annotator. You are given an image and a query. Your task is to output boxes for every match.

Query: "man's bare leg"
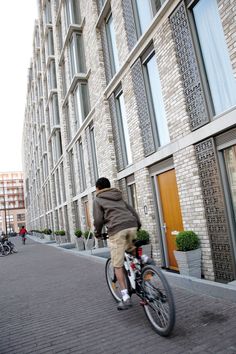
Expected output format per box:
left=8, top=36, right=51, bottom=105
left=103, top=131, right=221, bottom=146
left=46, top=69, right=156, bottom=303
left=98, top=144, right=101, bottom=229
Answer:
left=114, top=267, right=126, bottom=290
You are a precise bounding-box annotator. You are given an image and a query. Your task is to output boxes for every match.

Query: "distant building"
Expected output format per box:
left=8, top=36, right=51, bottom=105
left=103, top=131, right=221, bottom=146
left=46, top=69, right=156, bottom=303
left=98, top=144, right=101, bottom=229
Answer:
left=23, top=0, right=236, bottom=283
left=0, top=172, right=25, bottom=234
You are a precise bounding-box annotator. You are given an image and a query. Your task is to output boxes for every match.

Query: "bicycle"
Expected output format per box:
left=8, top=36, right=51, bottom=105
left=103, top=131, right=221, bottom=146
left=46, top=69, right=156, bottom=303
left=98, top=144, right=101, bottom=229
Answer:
left=105, top=236, right=176, bottom=336
left=0, top=238, right=11, bottom=256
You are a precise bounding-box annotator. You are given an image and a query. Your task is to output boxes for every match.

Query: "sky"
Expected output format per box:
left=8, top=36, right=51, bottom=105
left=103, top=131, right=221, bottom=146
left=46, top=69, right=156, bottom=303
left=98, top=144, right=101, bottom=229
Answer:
left=0, top=1, right=38, bottom=173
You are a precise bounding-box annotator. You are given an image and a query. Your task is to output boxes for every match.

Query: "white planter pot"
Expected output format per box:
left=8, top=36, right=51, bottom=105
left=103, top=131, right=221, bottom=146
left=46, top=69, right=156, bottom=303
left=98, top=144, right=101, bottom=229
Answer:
left=85, top=238, right=95, bottom=250
left=174, top=248, right=201, bottom=278
left=55, top=235, right=67, bottom=244
left=75, top=237, right=85, bottom=251
left=141, top=243, right=152, bottom=257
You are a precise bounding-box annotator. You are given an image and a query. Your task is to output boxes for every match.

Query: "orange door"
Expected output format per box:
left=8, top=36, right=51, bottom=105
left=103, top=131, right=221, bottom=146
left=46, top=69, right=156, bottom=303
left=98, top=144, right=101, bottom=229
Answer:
left=157, top=169, right=183, bottom=269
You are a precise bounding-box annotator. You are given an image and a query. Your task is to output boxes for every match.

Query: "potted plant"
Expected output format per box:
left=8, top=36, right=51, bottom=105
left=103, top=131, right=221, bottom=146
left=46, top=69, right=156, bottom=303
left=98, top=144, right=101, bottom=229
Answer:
left=74, top=229, right=85, bottom=251
left=137, top=229, right=151, bottom=257
left=174, top=231, right=201, bottom=278
left=55, top=230, right=67, bottom=244
left=83, top=230, right=94, bottom=250
left=42, top=228, right=53, bottom=241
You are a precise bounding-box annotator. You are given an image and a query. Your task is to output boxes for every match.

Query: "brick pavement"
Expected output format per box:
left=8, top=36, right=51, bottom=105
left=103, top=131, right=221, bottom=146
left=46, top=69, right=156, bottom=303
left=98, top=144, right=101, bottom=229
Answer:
left=0, top=236, right=236, bottom=354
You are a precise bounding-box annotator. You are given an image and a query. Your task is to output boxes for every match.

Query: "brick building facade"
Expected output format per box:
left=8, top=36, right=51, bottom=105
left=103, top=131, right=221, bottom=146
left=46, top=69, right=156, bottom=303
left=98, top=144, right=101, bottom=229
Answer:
left=0, top=172, right=25, bottom=234
left=23, top=0, right=236, bottom=283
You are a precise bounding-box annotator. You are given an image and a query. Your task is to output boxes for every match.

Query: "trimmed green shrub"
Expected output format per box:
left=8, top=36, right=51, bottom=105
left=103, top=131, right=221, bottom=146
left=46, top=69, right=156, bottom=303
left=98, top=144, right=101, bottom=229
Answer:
left=176, top=231, right=200, bottom=252
left=83, top=230, right=93, bottom=239
left=43, top=228, right=52, bottom=235
left=55, top=230, right=66, bottom=236
left=75, top=229, right=83, bottom=238
left=137, top=229, right=150, bottom=244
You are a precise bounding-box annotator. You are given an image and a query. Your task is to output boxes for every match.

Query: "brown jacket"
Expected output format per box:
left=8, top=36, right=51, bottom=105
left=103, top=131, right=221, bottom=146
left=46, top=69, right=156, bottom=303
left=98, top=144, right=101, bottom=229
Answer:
left=93, top=188, right=141, bottom=237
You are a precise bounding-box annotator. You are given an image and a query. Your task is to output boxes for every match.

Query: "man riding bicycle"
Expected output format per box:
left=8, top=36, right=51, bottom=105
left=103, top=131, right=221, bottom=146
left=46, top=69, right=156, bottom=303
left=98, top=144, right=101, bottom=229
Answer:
left=93, top=177, right=141, bottom=310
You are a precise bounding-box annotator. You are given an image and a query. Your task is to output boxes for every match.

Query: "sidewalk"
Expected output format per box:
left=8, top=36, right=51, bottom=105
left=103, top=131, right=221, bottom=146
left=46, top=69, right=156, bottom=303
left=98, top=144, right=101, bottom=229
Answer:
left=28, top=234, right=236, bottom=303
left=1, top=235, right=236, bottom=354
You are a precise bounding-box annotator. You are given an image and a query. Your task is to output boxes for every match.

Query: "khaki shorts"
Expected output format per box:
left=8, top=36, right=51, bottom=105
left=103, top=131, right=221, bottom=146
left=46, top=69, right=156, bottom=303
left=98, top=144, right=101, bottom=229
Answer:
left=108, top=227, right=137, bottom=268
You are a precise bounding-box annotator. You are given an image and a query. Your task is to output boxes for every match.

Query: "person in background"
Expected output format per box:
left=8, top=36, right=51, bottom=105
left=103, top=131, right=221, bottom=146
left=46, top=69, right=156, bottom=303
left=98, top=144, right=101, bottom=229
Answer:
left=19, top=226, right=27, bottom=245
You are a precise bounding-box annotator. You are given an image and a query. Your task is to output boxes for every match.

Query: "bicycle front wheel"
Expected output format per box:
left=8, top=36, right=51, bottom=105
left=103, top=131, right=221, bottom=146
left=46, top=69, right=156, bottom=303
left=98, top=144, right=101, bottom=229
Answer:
left=141, top=265, right=175, bottom=336
left=105, top=258, right=131, bottom=302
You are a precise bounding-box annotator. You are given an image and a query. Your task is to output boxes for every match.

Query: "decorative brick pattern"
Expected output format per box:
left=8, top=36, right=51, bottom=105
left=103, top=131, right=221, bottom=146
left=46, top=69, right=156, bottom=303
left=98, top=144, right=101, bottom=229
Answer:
left=131, top=59, right=156, bottom=157
left=195, top=138, right=235, bottom=282
left=169, top=1, right=209, bottom=131
left=121, top=0, right=137, bottom=51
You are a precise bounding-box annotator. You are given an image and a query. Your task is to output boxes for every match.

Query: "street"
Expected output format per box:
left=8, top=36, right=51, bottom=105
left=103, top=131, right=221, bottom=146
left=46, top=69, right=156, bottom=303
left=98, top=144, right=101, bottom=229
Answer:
left=0, top=237, right=236, bottom=354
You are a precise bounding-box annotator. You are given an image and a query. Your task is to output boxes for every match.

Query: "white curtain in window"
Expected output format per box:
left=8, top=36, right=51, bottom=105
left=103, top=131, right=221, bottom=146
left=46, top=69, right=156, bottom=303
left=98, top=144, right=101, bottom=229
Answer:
left=147, top=56, right=170, bottom=146
left=193, top=0, right=236, bottom=115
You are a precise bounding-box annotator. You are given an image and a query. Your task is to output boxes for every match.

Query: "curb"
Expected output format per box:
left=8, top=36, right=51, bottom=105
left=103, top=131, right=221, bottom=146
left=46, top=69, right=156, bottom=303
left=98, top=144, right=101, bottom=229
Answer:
left=28, top=235, right=236, bottom=302
left=162, top=271, right=236, bottom=303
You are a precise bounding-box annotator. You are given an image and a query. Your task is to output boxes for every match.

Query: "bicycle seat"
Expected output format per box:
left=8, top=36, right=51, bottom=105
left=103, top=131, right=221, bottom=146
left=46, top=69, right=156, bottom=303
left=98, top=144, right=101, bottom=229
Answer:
left=134, top=240, right=149, bottom=248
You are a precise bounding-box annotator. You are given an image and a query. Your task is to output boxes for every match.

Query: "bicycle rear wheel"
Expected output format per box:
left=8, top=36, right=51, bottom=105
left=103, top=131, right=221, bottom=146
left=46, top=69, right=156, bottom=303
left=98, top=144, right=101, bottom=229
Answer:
left=141, top=265, right=175, bottom=336
left=3, top=245, right=11, bottom=256
left=105, top=258, right=131, bottom=302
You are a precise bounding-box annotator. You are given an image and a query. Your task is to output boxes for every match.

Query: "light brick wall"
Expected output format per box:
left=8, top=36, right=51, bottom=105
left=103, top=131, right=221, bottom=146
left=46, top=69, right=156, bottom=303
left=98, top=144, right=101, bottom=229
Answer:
left=173, top=146, right=215, bottom=280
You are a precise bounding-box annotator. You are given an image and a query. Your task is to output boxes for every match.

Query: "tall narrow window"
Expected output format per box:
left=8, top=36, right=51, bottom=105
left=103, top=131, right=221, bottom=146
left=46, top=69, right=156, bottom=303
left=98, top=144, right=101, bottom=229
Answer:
left=224, top=145, right=236, bottom=226
left=115, top=89, right=132, bottom=166
left=77, top=140, right=86, bottom=192
left=143, top=49, right=170, bottom=147
left=69, top=33, right=86, bottom=78
left=193, top=0, right=236, bottom=115
left=105, top=13, right=119, bottom=76
left=65, top=0, right=80, bottom=28
left=89, top=125, right=99, bottom=183
left=69, top=149, right=77, bottom=196
left=73, top=83, right=89, bottom=131
left=49, top=94, right=60, bottom=127
left=46, top=29, right=54, bottom=57
left=48, top=60, right=57, bottom=91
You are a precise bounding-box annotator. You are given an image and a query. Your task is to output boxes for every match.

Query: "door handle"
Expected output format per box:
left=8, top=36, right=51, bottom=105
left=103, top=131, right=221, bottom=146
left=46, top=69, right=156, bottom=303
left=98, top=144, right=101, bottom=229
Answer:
left=171, top=230, right=179, bottom=236
left=162, top=223, right=167, bottom=233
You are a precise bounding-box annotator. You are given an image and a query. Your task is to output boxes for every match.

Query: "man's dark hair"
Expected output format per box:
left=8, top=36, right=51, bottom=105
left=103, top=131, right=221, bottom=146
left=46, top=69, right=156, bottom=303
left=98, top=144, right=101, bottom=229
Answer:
left=96, top=177, right=111, bottom=190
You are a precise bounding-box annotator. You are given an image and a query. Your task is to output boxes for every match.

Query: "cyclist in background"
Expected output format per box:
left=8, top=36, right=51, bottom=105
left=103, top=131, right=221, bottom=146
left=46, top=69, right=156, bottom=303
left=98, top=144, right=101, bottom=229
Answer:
left=19, top=226, right=27, bottom=245
left=93, top=177, right=141, bottom=310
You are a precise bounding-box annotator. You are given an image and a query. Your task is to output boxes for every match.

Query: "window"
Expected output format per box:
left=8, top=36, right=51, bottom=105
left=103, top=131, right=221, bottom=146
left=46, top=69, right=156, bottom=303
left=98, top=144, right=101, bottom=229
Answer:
left=192, top=0, right=236, bottom=115
left=49, top=94, right=60, bottom=127
left=69, top=149, right=77, bottom=196
left=64, top=0, right=81, bottom=28
left=17, top=214, right=25, bottom=221
left=224, top=145, right=236, bottom=227
left=48, top=60, right=57, bottom=91
left=46, top=29, right=54, bottom=57
left=52, top=130, right=63, bottom=165
left=89, top=125, right=99, bottom=183
left=61, top=60, right=67, bottom=97
left=133, top=0, right=166, bottom=36
left=44, top=0, right=52, bottom=24
left=73, top=83, right=89, bottom=131
left=64, top=103, right=72, bottom=143
left=69, top=33, right=86, bottom=78
left=60, top=163, right=66, bottom=202
left=77, top=140, right=86, bottom=192
left=57, top=18, right=63, bottom=53
left=115, top=89, right=132, bottom=166
left=143, top=48, right=170, bottom=147
left=105, top=13, right=119, bottom=76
